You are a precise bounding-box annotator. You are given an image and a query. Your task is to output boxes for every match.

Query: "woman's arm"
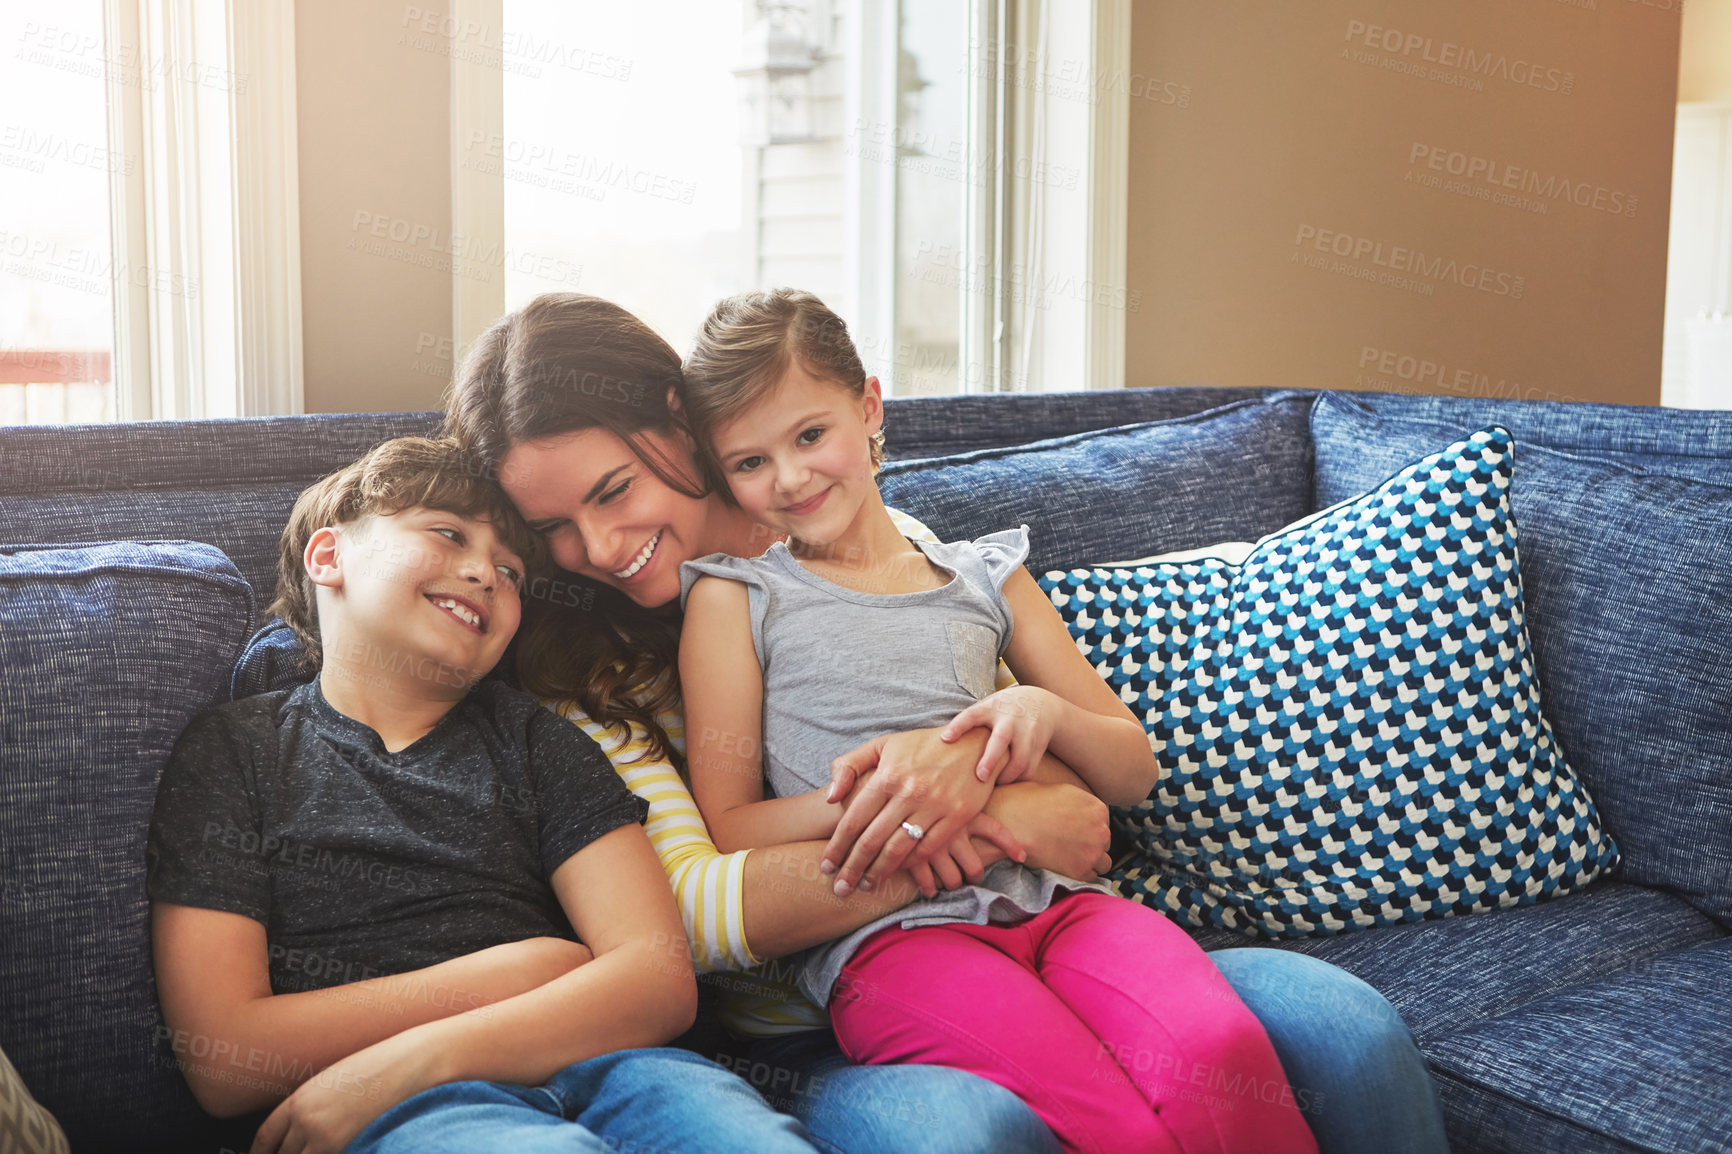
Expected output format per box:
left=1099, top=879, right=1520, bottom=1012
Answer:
left=583, top=708, right=1112, bottom=964
left=585, top=701, right=1072, bottom=963
left=570, top=703, right=972, bottom=971
left=739, top=775, right=1111, bottom=957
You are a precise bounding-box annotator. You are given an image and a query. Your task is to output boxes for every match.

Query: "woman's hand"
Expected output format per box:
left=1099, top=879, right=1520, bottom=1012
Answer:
left=250, top=1027, right=442, bottom=1154
left=822, top=726, right=1024, bottom=898
left=939, top=686, right=1064, bottom=785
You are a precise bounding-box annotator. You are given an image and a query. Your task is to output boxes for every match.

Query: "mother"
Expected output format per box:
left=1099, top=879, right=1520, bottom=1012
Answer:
left=446, top=292, right=1451, bottom=1154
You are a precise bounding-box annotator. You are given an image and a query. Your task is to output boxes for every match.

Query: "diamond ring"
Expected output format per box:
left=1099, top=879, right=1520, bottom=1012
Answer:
left=900, top=820, right=926, bottom=841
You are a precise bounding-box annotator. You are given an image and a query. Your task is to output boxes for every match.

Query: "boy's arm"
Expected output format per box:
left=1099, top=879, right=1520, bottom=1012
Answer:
left=147, top=702, right=599, bottom=1119
left=680, top=574, right=850, bottom=853
left=250, top=823, right=695, bottom=1154
left=152, top=904, right=591, bottom=1117
left=148, top=705, right=507, bottom=1118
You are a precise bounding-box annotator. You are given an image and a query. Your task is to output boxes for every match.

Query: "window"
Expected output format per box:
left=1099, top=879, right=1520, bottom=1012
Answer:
left=1, top=2, right=117, bottom=423
left=0, top=0, right=302, bottom=425
left=495, top=0, right=1127, bottom=396
left=497, top=0, right=747, bottom=359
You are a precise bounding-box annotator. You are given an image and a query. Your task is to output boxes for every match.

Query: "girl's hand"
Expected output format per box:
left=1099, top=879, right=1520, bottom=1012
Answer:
left=939, top=686, right=1064, bottom=784
left=907, top=811, right=1025, bottom=898
left=250, top=1029, right=441, bottom=1154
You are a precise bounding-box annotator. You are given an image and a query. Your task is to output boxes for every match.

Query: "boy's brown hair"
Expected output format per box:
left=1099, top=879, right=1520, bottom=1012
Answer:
left=682, top=288, right=886, bottom=491
left=267, top=435, right=544, bottom=671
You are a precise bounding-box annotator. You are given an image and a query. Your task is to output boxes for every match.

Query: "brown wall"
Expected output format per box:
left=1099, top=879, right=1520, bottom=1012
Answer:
left=295, top=1, right=453, bottom=414
left=1126, top=0, right=1682, bottom=405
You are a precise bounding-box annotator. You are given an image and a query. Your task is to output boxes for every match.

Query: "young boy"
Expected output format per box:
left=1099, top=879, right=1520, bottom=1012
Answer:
left=146, top=436, right=813, bottom=1154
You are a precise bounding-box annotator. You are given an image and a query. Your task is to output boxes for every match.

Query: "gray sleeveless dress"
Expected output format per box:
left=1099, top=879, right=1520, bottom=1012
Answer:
left=679, top=524, right=1109, bottom=1006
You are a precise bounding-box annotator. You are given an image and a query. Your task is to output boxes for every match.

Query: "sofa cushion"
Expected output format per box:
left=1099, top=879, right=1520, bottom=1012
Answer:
left=0, top=1041, right=68, bottom=1154
left=880, top=385, right=1279, bottom=459
left=0, top=542, right=254, bottom=1149
left=875, top=393, right=1315, bottom=575
left=231, top=618, right=313, bottom=699
left=1424, top=934, right=1732, bottom=1154
left=1313, top=394, right=1732, bottom=929
left=1044, top=428, right=1619, bottom=937
left=1185, top=880, right=1724, bottom=1047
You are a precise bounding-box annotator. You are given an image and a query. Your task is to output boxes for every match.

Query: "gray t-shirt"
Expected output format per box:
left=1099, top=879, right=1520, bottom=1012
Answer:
left=147, top=679, right=648, bottom=995
left=680, top=524, right=1108, bottom=1006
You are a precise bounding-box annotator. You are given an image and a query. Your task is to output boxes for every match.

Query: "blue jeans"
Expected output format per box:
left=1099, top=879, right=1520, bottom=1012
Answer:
left=347, top=1048, right=814, bottom=1154
left=351, top=951, right=1450, bottom=1154
left=1209, top=949, right=1451, bottom=1154
left=740, top=1028, right=1063, bottom=1154
left=749, top=947, right=1450, bottom=1154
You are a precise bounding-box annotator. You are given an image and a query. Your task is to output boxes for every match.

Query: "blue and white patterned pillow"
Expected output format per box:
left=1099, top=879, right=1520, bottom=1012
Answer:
left=1038, top=427, right=1620, bottom=938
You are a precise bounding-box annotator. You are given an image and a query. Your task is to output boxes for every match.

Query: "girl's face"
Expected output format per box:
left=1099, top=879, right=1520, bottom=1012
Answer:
left=709, top=362, right=883, bottom=547
left=499, top=426, right=719, bottom=609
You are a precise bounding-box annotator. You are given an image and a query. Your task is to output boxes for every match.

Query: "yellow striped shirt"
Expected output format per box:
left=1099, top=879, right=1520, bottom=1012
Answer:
left=551, top=508, right=1018, bottom=1036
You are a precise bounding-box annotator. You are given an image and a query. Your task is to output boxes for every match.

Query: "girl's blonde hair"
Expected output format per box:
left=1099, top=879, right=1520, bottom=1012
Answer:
left=682, top=288, right=886, bottom=488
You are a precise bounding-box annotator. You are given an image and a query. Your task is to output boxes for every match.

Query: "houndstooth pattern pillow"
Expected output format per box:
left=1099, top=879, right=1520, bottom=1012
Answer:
left=1039, top=427, right=1620, bottom=938
left=0, top=1044, right=68, bottom=1154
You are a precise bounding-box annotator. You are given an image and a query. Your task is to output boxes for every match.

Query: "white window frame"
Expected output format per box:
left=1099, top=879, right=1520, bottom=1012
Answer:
left=841, top=0, right=898, bottom=388
left=450, top=0, right=505, bottom=360
left=1085, top=0, right=1130, bottom=393
left=1661, top=101, right=1732, bottom=409
left=931, top=0, right=1133, bottom=393
left=104, top=0, right=304, bottom=420
left=968, top=0, right=1127, bottom=394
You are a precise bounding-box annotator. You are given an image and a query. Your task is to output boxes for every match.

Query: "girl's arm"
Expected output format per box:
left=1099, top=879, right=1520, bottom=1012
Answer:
left=952, top=567, right=1159, bottom=807
left=679, top=574, right=853, bottom=853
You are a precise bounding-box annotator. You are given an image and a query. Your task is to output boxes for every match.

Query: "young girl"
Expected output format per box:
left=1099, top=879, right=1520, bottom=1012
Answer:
left=675, top=288, right=1319, bottom=1154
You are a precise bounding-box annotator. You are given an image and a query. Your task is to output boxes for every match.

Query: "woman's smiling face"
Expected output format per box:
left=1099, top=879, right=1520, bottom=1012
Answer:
left=499, top=426, right=721, bottom=609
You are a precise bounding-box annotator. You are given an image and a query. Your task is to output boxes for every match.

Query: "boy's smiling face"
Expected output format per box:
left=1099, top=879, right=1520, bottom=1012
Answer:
left=310, top=505, right=526, bottom=694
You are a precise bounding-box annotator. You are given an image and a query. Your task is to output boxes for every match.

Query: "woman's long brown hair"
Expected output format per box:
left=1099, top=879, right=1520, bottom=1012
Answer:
left=444, top=293, right=705, bottom=766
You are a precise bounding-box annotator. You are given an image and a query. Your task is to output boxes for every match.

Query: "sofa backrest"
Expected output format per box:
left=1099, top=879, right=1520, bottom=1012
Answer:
left=0, top=387, right=1268, bottom=609
left=1343, top=392, right=1732, bottom=485
left=879, top=393, right=1317, bottom=571
left=0, top=413, right=442, bottom=607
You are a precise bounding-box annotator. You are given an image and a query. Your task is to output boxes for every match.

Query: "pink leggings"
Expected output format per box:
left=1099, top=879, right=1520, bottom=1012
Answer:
left=828, top=892, right=1319, bottom=1154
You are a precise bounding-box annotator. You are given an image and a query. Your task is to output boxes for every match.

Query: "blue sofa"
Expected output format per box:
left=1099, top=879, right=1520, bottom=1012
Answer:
left=1, top=387, right=1728, bottom=1153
